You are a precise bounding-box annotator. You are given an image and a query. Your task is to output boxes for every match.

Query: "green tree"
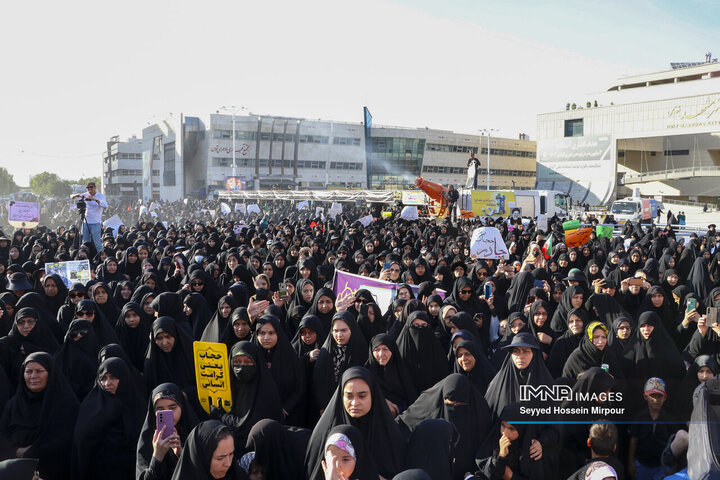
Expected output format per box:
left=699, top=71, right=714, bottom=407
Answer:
left=0, top=168, right=20, bottom=195
left=29, top=172, right=72, bottom=197
left=70, top=176, right=100, bottom=187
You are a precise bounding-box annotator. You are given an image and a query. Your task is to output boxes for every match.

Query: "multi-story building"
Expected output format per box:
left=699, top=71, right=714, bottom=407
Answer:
left=103, top=112, right=536, bottom=202
left=101, top=135, right=145, bottom=201
left=536, top=56, right=720, bottom=205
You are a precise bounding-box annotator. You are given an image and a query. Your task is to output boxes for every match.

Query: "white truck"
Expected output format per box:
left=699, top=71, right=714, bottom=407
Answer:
left=457, top=189, right=570, bottom=219
left=609, top=196, right=659, bottom=224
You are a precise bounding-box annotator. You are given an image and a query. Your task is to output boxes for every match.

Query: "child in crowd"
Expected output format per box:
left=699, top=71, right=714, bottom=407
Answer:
left=568, top=423, right=625, bottom=480
left=627, top=378, right=678, bottom=480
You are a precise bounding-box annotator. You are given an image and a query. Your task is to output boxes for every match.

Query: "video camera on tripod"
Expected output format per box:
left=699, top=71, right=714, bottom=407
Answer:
left=75, top=197, right=88, bottom=217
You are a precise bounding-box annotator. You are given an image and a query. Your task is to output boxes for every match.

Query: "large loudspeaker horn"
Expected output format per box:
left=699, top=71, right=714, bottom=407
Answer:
left=415, top=177, right=448, bottom=217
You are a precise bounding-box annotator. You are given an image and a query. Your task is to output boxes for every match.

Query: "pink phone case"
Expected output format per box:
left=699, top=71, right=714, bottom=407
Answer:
left=156, top=410, right=173, bottom=439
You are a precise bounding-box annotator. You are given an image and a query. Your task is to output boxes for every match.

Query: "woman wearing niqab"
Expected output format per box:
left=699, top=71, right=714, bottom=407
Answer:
left=0, top=352, right=79, bottom=480
left=398, top=373, right=491, bottom=479
left=396, top=311, right=448, bottom=393
left=215, top=341, right=283, bottom=451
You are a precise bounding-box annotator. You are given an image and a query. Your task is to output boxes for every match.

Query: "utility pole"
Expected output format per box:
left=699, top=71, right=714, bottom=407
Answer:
left=481, top=129, right=497, bottom=190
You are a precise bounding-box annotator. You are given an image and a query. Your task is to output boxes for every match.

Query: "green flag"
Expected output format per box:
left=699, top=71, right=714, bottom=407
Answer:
left=596, top=225, right=614, bottom=239
left=562, top=219, right=580, bottom=231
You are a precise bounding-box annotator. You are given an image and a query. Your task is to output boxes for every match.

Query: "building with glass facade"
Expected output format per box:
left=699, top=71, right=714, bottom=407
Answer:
left=103, top=112, right=536, bottom=201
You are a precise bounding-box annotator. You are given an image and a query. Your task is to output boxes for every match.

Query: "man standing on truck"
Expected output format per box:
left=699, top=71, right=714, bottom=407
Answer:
left=466, top=151, right=481, bottom=189
left=444, top=184, right=459, bottom=223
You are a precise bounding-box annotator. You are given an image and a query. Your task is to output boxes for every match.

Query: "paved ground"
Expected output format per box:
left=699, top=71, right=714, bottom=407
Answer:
left=663, top=203, right=720, bottom=229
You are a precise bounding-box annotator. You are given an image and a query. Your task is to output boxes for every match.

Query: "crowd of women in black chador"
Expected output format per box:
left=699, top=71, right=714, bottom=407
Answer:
left=0, top=204, right=716, bottom=479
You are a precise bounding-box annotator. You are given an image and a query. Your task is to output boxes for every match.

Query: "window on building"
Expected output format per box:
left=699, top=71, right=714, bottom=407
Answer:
left=564, top=119, right=584, bottom=137
left=333, top=137, right=362, bottom=146
left=163, top=142, right=175, bottom=186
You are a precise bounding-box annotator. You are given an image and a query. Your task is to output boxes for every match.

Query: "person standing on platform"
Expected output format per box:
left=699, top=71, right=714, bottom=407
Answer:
left=466, top=151, right=481, bottom=189
left=445, top=185, right=459, bottom=223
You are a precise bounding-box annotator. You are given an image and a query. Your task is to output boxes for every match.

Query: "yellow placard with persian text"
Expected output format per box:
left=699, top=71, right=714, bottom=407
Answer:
left=470, top=191, right=516, bottom=217
left=193, top=341, right=233, bottom=414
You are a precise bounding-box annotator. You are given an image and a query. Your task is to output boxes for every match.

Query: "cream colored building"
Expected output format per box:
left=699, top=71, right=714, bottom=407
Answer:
left=537, top=59, right=720, bottom=205
left=105, top=113, right=536, bottom=201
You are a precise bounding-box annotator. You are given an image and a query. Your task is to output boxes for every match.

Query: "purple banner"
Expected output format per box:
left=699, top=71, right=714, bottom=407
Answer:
left=333, top=270, right=445, bottom=313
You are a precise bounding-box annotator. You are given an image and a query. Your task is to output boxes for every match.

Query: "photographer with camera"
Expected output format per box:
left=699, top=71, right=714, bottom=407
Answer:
left=70, top=181, right=107, bottom=254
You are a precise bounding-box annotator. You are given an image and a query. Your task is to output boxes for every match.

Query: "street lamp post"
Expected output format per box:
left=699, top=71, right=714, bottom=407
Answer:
left=481, top=128, right=497, bottom=190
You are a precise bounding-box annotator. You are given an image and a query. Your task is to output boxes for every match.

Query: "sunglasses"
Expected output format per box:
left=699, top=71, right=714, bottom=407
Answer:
left=76, top=311, right=95, bottom=317
left=460, top=289, right=473, bottom=294
left=69, top=292, right=85, bottom=299
left=191, top=281, right=204, bottom=286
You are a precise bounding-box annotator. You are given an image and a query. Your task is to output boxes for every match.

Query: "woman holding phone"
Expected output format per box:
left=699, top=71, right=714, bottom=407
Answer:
left=136, top=383, right=200, bottom=480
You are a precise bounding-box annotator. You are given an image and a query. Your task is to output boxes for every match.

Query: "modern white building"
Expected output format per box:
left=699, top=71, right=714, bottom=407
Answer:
left=102, top=135, right=145, bottom=200
left=103, top=112, right=536, bottom=202
left=536, top=57, right=720, bottom=205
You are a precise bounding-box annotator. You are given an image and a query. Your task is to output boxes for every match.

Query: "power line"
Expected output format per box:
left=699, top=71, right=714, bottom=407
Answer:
left=16, top=150, right=103, bottom=159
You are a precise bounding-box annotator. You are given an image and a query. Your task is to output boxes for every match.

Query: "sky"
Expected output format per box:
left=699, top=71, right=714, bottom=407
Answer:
left=1, top=0, right=718, bottom=186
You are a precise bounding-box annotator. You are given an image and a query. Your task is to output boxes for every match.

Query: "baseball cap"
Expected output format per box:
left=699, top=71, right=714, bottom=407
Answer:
left=86, top=181, right=96, bottom=188
left=584, top=461, right=617, bottom=480
left=644, top=377, right=666, bottom=396
left=325, top=432, right=356, bottom=460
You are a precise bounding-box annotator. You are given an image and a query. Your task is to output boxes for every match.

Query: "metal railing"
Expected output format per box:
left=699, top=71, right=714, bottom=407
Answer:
left=619, top=165, right=720, bottom=184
